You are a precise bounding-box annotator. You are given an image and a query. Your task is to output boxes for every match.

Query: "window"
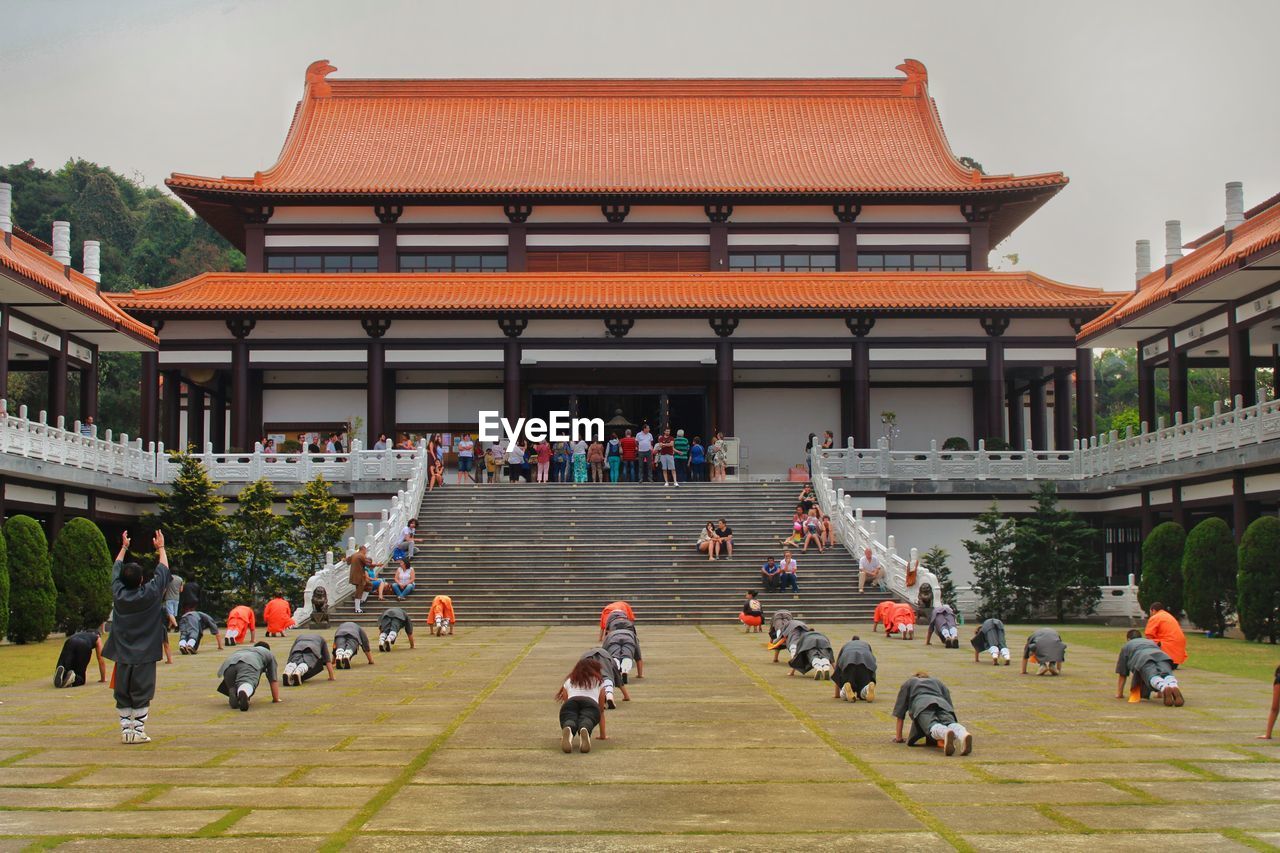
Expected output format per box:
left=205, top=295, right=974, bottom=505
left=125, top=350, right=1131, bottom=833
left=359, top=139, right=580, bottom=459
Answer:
left=266, top=254, right=378, bottom=273
left=398, top=253, right=507, bottom=272
left=728, top=252, right=837, bottom=272
left=857, top=252, right=968, bottom=271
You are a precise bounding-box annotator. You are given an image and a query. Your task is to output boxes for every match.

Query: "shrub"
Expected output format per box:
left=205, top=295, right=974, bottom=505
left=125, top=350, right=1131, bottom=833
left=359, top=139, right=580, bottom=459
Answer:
left=983, top=436, right=1010, bottom=451
left=941, top=437, right=970, bottom=452
left=1014, top=482, right=1100, bottom=621
left=0, top=529, right=9, bottom=639
left=1138, top=522, right=1185, bottom=615
left=1237, top=516, right=1280, bottom=643
left=1181, top=517, right=1237, bottom=635
left=5, top=515, right=56, bottom=643
left=278, top=439, right=302, bottom=453
left=50, top=518, right=113, bottom=633
left=288, top=476, right=349, bottom=579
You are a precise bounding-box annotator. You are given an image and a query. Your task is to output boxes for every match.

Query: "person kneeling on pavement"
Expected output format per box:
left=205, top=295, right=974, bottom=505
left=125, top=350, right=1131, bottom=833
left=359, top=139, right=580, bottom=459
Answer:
left=283, top=633, right=335, bottom=686
left=1115, top=629, right=1184, bottom=706
left=217, top=642, right=282, bottom=711
left=332, top=621, right=376, bottom=669
left=580, top=647, right=629, bottom=708
left=788, top=627, right=836, bottom=680
left=379, top=606, right=416, bottom=651
left=892, top=671, right=972, bottom=756
left=833, top=635, right=877, bottom=702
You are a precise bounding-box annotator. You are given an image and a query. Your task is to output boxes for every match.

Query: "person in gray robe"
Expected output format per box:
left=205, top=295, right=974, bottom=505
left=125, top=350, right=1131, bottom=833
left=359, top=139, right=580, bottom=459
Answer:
left=378, top=607, right=416, bottom=651
left=970, top=617, right=1010, bottom=665
left=770, top=617, right=809, bottom=663
left=769, top=609, right=794, bottom=643
left=789, top=629, right=835, bottom=679
left=602, top=627, right=639, bottom=684
left=283, top=633, right=334, bottom=686
left=102, top=531, right=171, bottom=744
left=217, top=642, right=281, bottom=711
left=332, top=622, right=375, bottom=669
left=1022, top=628, right=1067, bottom=675
left=581, top=647, right=629, bottom=708
left=177, top=611, right=221, bottom=655
left=892, top=672, right=972, bottom=755
left=925, top=604, right=959, bottom=649
left=833, top=636, right=877, bottom=702
left=605, top=613, right=643, bottom=676
left=1115, top=629, right=1184, bottom=706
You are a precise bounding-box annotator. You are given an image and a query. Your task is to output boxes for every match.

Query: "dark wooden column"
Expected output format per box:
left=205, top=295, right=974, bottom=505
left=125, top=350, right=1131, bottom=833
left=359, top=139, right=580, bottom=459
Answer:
left=1029, top=378, right=1048, bottom=450
left=244, top=224, right=265, bottom=273
left=50, top=337, right=69, bottom=423
left=1227, top=312, right=1255, bottom=407
left=1137, top=351, right=1156, bottom=428
left=1075, top=348, right=1096, bottom=442
left=851, top=340, right=870, bottom=447
left=971, top=367, right=987, bottom=447
left=500, top=317, right=526, bottom=418
left=1140, top=489, right=1154, bottom=539
left=161, top=370, right=181, bottom=450
left=0, top=308, right=9, bottom=405
left=981, top=317, right=1009, bottom=442
left=715, top=338, right=734, bottom=435
left=140, top=351, right=158, bottom=446
left=504, top=205, right=532, bottom=272
left=79, top=350, right=98, bottom=425
left=383, top=366, right=397, bottom=440
left=1006, top=384, right=1024, bottom=447
left=209, top=375, right=227, bottom=453
left=1168, top=338, right=1188, bottom=421
left=375, top=204, right=402, bottom=273
left=228, top=318, right=255, bottom=452
left=705, top=204, right=732, bottom=271
left=1273, top=344, right=1280, bottom=399
left=1232, top=471, right=1248, bottom=544
left=364, top=320, right=387, bottom=443
left=969, top=223, right=990, bottom=271
left=834, top=203, right=861, bottom=271
left=1170, top=484, right=1186, bottom=527
left=188, top=385, right=205, bottom=450
left=1053, top=368, right=1072, bottom=449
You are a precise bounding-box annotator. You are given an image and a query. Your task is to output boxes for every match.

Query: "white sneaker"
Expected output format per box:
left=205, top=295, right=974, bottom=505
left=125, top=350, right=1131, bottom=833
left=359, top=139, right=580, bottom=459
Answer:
left=133, top=729, right=151, bottom=744
left=943, top=730, right=957, bottom=756
left=862, top=682, right=876, bottom=702
left=673, top=481, right=680, bottom=487
left=960, top=732, right=973, bottom=756
left=561, top=726, right=573, bottom=753
left=841, top=682, right=854, bottom=701
left=120, top=729, right=135, bottom=745
left=578, top=727, right=591, bottom=753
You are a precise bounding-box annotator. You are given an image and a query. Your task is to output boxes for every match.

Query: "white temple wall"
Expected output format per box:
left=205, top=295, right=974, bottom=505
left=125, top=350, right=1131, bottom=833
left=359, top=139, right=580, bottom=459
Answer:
left=263, top=388, right=368, bottom=435
left=397, top=388, right=502, bottom=426
left=734, top=386, right=841, bottom=478
left=868, top=385, right=973, bottom=448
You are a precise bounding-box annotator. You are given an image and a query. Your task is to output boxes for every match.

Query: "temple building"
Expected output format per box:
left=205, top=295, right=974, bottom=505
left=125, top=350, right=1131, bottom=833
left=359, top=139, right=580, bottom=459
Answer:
left=109, top=59, right=1125, bottom=478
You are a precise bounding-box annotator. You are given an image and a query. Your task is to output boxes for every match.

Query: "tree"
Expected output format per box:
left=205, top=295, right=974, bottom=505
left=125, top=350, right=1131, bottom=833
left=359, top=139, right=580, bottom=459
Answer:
left=0, top=525, right=9, bottom=639
left=229, top=479, right=293, bottom=603
left=1237, top=516, right=1280, bottom=643
left=1138, top=521, right=1186, bottom=615
left=50, top=518, right=113, bottom=633
left=963, top=502, right=1018, bottom=621
left=152, top=453, right=227, bottom=606
left=1181, top=517, right=1237, bottom=635
left=288, top=476, right=349, bottom=580
left=5, top=515, right=56, bottom=643
left=920, top=546, right=956, bottom=606
left=1014, top=482, right=1101, bottom=621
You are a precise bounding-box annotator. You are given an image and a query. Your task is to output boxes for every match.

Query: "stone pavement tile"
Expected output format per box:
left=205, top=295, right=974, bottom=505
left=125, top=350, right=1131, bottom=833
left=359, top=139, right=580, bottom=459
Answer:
left=14, top=747, right=225, bottom=767
left=1252, top=833, right=1280, bottom=847
left=874, top=762, right=979, bottom=782
left=413, top=745, right=867, bottom=784
left=142, top=784, right=333, bottom=809
left=367, top=782, right=923, bottom=833
left=0, top=766, right=87, bottom=785
left=222, top=807, right=358, bottom=835
left=1131, top=780, right=1280, bottom=801
left=57, top=839, right=327, bottom=851
left=71, top=766, right=293, bottom=786
left=292, top=765, right=403, bottom=786
left=1057, top=802, right=1280, bottom=830
left=0, top=786, right=148, bottom=808
left=1196, top=762, right=1280, bottom=780
left=0, top=809, right=227, bottom=835
left=1041, top=746, right=1250, bottom=762
left=346, top=832, right=955, bottom=852
left=983, top=762, right=1200, bottom=781
left=921, top=804, right=1062, bottom=832
left=900, top=781, right=1136, bottom=805
left=233, top=749, right=407, bottom=767
left=446, top=718, right=816, bottom=749
left=960, top=833, right=1255, bottom=851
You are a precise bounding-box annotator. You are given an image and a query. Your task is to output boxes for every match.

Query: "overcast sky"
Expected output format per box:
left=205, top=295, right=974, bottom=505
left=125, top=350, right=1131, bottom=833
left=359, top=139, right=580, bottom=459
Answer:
left=2, top=0, right=1277, bottom=291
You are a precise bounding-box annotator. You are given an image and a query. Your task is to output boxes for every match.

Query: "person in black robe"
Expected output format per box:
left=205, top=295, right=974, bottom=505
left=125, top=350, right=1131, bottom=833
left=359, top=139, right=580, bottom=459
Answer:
left=102, top=531, right=171, bottom=744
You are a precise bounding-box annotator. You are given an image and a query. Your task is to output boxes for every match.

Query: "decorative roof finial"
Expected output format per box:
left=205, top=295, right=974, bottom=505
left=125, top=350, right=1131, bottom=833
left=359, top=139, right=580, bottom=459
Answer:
left=896, top=59, right=928, bottom=96
left=306, top=59, right=337, bottom=98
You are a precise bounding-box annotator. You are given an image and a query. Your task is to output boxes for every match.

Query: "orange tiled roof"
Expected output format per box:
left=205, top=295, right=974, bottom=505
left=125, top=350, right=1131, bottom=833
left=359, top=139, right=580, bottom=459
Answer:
left=167, top=60, right=1067, bottom=199
left=1079, top=198, right=1280, bottom=341
left=0, top=232, right=158, bottom=345
left=109, top=271, right=1120, bottom=317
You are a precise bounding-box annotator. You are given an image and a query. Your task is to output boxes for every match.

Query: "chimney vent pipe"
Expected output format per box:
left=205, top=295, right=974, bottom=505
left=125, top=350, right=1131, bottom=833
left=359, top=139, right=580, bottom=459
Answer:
left=51, top=221, right=71, bottom=265
left=1135, top=239, right=1151, bottom=284
left=1164, top=220, right=1183, bottom=266
left=0, top=183, right=11, bottom=233
left=83, top=241, right=101, bottom=284
left=1225, top=181, right=1244, bottom=233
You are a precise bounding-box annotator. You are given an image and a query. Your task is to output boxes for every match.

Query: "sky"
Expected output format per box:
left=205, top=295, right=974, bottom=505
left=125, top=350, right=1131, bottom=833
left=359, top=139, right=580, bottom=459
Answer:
left=2, top=0, right=1278, bottom=291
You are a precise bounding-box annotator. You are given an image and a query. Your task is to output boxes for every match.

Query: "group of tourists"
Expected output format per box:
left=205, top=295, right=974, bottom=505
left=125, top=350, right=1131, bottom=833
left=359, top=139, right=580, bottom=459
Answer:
left=555, top=600, right=644, bottom=754
left=779, top=483, right=835, bottom=553
left=342, top=542, right=454, bottom=636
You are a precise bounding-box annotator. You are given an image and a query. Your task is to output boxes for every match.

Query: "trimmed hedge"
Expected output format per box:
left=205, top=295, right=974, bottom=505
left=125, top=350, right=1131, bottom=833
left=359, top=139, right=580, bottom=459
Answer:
left=1181, top=517, right=1237, bottom=635
left=1138, top=521, right=1185, bottom=615
left=4, top=515, right=55, bottom=644
left=1237, top=516, right=1280, bottom=643
left=0, top=530, right=8, bottom=639
left=51, top=518, right=113, bottom=633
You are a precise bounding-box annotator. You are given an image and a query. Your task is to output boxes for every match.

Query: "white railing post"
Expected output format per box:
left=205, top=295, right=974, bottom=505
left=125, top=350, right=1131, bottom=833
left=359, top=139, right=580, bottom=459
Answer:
left=929, top=440, right=940, bottom=480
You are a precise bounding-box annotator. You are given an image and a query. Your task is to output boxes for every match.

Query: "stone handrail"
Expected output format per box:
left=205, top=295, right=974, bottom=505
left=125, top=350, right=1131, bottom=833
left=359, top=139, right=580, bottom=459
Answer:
left=817, top=393, right=1280, bottom=482
left=0, top=400, right=156, bottom=480
left=292, top=440, right=430, bottom=626
left=953, top=576, right=1145, bottom=624
left=155, top=441, right=423, bottom=484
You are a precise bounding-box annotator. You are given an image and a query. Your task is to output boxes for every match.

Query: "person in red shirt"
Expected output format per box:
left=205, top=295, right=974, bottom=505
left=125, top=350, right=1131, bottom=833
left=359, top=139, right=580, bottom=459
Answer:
left=619, top=429, right=638, bottom=482
left=535, top=439, right=552, bottom=483
left=1144, top=602, right=1188, bottom=668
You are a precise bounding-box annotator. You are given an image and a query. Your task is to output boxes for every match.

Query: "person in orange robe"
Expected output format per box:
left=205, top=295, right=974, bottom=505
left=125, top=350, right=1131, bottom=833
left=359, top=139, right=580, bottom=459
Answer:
left=887, top=601, right=917, bottom=640
left=599, top=601, right=635, bottom=640
left=224, top=605, right=256, bottom=647
left=738, top=590, right=764, bottom=632
left=428, top=595, right=455, bottom=636
left=263, top=595, right=293, bottom=637
left=872, top=600, right=895, bottom=634
left=1144, top=603, right=1187, bottom=668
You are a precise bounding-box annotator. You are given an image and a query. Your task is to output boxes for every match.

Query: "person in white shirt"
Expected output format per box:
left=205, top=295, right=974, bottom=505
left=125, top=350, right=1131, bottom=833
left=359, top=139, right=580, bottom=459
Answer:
left=635, top=425, right=655, bottom=483
left=555, top=657, right=609, bottom=754
left=858, top=547, right=885, bottom=593
left=79, top=416, right=95, bottom=438
left=778, top=550, right=799, bottom=592
left=456, top=433, right=476, bottom=484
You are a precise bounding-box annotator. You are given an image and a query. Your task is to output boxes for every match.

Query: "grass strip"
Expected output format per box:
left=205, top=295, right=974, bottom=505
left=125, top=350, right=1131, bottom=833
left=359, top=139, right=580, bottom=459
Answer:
left=1033, top=803, right=1090, bottom=832
left=1221, top=829, right=1280, bottom=852
left=318, top=627, right=547, bottom=852
left=697, top=626, right=973, bottom=853
left=194, top=807, right=251, bottom=837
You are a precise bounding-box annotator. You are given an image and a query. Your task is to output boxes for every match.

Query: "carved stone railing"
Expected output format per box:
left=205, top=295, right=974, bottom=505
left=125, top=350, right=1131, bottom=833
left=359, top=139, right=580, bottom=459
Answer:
left=0, top=401, right=156, bottom=481
left=953, top=576, right=1145, bottom=624
left=154, top=441, right=423, bottom=484
left=292, top=441, right=430, bottom=627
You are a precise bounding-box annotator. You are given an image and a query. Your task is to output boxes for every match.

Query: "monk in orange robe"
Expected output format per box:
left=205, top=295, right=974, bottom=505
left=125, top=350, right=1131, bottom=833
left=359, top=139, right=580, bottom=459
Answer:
left=428, top=595, right=455, bottom=636
left=887, top=602, right=917, bottom=640
left=224, top=605, right=256, bottom=646
left=263, top=595, right=293, bottom=637
left=872, top=600, right=895, bottom=634
left=599, top=600, right=635, bottom=640
left=1144, top=602, right=1187, bottom=668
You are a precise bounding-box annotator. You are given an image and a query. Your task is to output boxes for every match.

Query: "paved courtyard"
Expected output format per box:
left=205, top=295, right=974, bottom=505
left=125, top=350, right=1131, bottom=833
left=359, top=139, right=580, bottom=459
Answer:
left=0, top=623, right=1276, bottom=851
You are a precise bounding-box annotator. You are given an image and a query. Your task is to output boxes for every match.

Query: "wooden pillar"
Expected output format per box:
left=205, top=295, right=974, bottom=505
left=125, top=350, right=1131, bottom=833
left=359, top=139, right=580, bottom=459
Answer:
left=79, top=355, right=98, bottom=424
left=1053, top=368, right=1072, bottom=449
left=837, top=222, right=858, bottom=271
left=50, top=337, right=69, bottom=423
left=969, top=222, right=990, bottom=271
left=1029, top=378, right=1048, bottom=450
left=1273, top=344, right=1280, bottom=399
left=244, top=224, right=265, bottom=273
left=503, top=338, right=521, bottom=418
left=851, top=340, right=870, bottom=447
left=188, top=385, right=205, bottom=451
left=1140, top=488, right=1154, bottom=539
left=161, top=370, right=181, bottom=450
left=716, top=339, right=734, bottom=435
left=1075, top=348, right=1095, bottom=442
left=1170, top=484, right=1186, bottom=528
left=507, top=223, right=527, bottom=272
left=1006, top=383, right=1024, bottom=447
left=377, top=223, right=397, bottom=273
left=709, top=223, right=728, bottom=271
left=232, top=340, right=250, bottom=451
left=383, top=367, right=397, bottom=441
left=367, top=339, right=385, bottom=442
left=1137, top=352, right=1156, bottom=428
left=986, top=338, right=1005, bottom=442
left=1168, top=340, right=1188, bottom=422
left=140, top=351, right=158, bottom=446
left=209, top=375, right=227, bottom=453
left=1227, top=313, right=1255, bottom=407
left=1232, top=471, right=1248, bottom=544
left=51, top=487, right=65, bottom=543
left=971, top=367, right=987, bottom=447
left=0, top=308, right=9, bottom=405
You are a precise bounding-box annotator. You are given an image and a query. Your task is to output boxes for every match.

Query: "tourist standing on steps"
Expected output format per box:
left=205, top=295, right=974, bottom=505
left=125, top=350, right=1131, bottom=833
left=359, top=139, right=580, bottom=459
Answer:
left=689, top=435, right=706, bottom=482
left=620, top=429, right=638, bottom=482
left=102, top=531, right=169, bottom=743
left=456, top=433, right=476, bottom=484
left=673, top=429, right=689, bottom=483
left=657, top=429, right=679, bottom=486
left=587, top=437, right=606, bottom=482
left=344, top=544, right=376, bottom=614
left=606, top=432, right=622, bottom=482
left=709, top=433, right=727, bottom=482
left=636, top=425, right=655, bottom=482
left=556, top=656, right=608, bottom=754
left=892, top=671, right=972, bottom=755
left=833, top=635, right=877, bottom=702
left=486, top=440, right=503, bottom=484
left=571, top=436, right=589, bottom=483
left=534, top=437, right=552, bottom=483
left=552, top=440, right=570, bottom=483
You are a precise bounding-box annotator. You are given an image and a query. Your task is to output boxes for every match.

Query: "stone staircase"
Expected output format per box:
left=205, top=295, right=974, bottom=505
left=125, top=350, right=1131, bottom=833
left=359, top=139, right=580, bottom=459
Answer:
left=334, top=481, right=892, bottom=626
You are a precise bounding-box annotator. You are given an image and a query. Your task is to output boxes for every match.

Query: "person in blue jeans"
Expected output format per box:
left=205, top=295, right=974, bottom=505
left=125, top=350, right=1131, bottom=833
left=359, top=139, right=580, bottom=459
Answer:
left=778, top=550, right=799, bottom=592
left=391, top=560, right=416, bottom=601
left=689, top=437, right=706, bottom=481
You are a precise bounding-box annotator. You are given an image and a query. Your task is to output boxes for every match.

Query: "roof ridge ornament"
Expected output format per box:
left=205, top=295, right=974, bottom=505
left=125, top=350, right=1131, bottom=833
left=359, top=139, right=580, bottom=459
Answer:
left=896, top=59, right=928, bottom=96
left=306, top=59, right=337, bottom=98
